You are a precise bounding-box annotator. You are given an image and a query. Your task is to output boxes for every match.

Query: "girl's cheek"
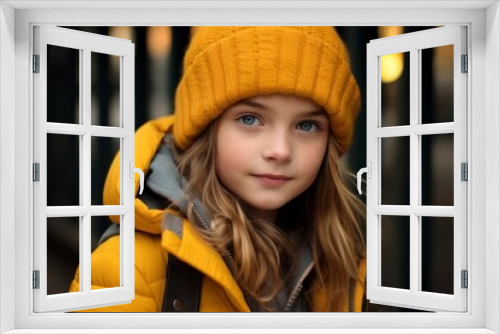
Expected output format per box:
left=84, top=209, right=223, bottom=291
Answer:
left=305, top=142, right=328, bottom=172
left=217, top=127, right=250, bottom=164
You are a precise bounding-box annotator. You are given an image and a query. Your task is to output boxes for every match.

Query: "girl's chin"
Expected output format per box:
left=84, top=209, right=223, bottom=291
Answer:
left=244, top=200, right=287, bottom=212
left=239, top=199, right=284, bottom=218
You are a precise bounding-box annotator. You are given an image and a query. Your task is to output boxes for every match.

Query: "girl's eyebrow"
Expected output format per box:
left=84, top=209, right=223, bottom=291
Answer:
left=234, top=99, right=327, bottom=118
left=299, top=110, right=329, bottom=118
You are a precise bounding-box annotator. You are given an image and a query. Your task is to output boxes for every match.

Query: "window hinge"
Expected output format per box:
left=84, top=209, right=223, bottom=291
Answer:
left=33, top=270, right=40, bottom=289
left=33, top=163, right=40, bottom=182
left=461, top=270, right=468, bottom=289
left=461, top=54, right=468, bottom=73
left=33, top=54, right=40, bottom=73
left=461, top=162, right=468, bottom=181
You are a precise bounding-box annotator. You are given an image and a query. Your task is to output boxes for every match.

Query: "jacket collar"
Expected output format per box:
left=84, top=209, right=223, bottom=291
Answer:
left=161, top=213, right=251, bottom=311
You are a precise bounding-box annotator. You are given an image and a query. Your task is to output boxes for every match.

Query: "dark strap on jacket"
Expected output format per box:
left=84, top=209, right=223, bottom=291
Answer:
left=162, top=254, right=203, bottom=312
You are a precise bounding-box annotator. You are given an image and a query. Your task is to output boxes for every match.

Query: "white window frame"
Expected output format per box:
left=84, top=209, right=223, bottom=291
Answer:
left=0, top=1, right=499, bottom=333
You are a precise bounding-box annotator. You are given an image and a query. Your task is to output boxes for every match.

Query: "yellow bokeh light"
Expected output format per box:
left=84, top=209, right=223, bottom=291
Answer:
left=381, top=53, right=404, bottom=84
left=147, top=27, right=172, bottom=59
left=378, top=27, right=405, bottom=84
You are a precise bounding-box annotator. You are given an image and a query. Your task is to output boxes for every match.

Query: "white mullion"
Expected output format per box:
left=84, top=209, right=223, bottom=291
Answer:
left=120, top=55, right=125, bottom=211
left=122, top=55, right=129, bottom=290
left=91, top=205, right=128, bottom=216
left=372, top=125, right=412, bottom=137
left=418, top=214, right=423, bottom=292
left=90, top=126, right=128, bottom=138
left=78, top=47, right=84, bottom=293
left=377, top=214, right=382, bottom=288
left=372, top=205, right=411, bottom=215
left=410, top=47, right=419, bottom=295
left=120, top=55, right=124, bottom=288
left=81, top=48, right=92, bottom=294
left=120, top=214, right=124, bottom=288
left=372, top=123, right=454, bottom=138
left=376, top=53, right=381, bottom=210
left=47, top=205, right=128, bottom=217
left=47, top=123, right=87, bottom=136
left=413, top=206, right=455, bottom=217
left=417, top=47, right=423, bottom=294
left=372, top=205, right=454, bottom=217
left=46, top=123, right=128, bottom=139
left=412, top=123, right=454, bottom=135
left=375, top=54, right=382, bottom=290
left=82, top=213, right=91, bottom=293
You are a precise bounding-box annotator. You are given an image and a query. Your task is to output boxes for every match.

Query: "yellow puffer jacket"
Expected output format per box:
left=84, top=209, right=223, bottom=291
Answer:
left=69, top=116, right=367, bottom=312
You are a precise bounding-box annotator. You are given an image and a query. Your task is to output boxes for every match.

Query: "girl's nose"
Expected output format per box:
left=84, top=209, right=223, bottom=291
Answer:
left=262, top=132, right=292, bottom=163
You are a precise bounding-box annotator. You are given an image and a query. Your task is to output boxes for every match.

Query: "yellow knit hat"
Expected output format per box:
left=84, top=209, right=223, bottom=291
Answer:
left=173, top=26, right=361, bottom=156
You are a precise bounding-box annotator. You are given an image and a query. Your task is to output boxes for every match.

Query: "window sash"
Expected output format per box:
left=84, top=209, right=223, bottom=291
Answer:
left=32, top=25, right=135, bottom=313
left=366, top=26, right=468, bottom=312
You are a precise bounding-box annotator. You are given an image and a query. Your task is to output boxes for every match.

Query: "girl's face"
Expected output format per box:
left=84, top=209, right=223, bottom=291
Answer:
left=215, top=93, right=329, bottom=216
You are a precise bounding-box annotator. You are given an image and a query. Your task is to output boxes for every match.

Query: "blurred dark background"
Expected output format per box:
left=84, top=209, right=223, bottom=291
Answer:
left=45, top=26, right=454, bottom=312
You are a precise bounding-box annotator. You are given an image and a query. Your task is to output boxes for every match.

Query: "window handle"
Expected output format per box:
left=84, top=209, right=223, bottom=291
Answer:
left=357, top=162, right=371, bottom=195
left=129, top=162, right=144, bottom=195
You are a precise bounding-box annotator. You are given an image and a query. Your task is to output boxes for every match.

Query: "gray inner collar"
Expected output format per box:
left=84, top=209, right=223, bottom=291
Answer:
left=145, top=134, right=211, bottom=229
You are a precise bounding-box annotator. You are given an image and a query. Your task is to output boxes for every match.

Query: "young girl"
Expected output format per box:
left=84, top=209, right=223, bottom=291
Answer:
left=70, top=26, right=367, bottom=312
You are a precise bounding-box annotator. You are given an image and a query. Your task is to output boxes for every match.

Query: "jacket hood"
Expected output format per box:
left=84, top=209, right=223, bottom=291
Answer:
left=103, top=116, right=212, bottom=235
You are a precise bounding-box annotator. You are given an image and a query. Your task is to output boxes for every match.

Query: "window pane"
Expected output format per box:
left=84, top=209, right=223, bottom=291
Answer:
left=421, top=217, right=454, bottom=294
left=91, top=52, right=121, bottom=127
left=381, top=136, right=410, bottom=205
left=381, top=215, right=410, bottom=290
left=91, top=216, right=120, bottom=290
left=47, top=134, right=80, bottom=206
left=421, top=45, right=454, bottom=124
left=47, top=45, right=80, bottom=124
left=381, top=51, right=410, bottom=127
left=47, top=217, right=80, bottom=295
left=91, top=136, right=120, bottom=206
left=421, top=134, right=454, bottom=206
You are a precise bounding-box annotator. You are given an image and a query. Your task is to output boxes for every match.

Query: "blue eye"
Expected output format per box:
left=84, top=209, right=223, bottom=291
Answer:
left=238, top=115, right=260, bottom=126
left=298, top=121, right=319, bottom=132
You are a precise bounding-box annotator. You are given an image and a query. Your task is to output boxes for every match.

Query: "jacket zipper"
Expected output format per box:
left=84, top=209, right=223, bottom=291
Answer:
left=284, top=261, right=314, bottom=311
left=191, top=202, right=259, bottom=312
left=284, top=266, right=357, bottom=312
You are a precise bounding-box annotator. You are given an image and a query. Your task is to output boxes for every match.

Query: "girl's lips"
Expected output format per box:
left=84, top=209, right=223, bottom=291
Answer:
left=252, top=174, right=291, bottom=187
left=252, top=174, right=292, bottom=180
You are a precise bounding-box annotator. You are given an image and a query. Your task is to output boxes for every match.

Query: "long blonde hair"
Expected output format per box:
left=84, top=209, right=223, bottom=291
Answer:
left=166, top=118, right=366, bottom=312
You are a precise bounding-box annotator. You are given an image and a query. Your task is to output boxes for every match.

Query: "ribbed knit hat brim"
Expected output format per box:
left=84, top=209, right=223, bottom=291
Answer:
left=173, top=26, right=361, bottom=156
